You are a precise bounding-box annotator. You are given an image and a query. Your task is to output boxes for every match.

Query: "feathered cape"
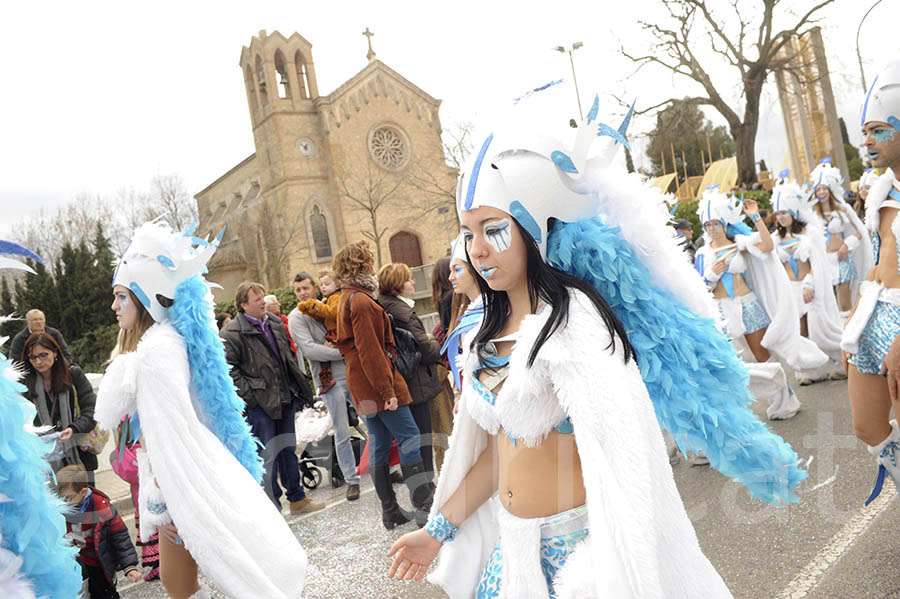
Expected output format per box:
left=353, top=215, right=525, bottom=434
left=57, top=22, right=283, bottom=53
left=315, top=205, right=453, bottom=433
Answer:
left=94, top=322, right=306, bottom=599
left=0, top=352, right=80, bottom=599
left=430, top=289, right=731, bottom=598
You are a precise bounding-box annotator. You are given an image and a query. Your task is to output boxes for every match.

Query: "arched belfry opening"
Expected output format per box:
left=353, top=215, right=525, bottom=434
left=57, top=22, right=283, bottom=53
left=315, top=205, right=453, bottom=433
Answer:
left=274, top=50, right=291, bottom=99
left=255, top=55, right=268, bottom=105
left=294, top=50, right=311, bottom=100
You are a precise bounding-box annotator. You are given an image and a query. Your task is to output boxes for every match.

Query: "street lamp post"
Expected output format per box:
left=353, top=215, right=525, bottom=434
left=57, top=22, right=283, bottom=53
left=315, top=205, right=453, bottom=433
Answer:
left=856, top=0, right=884, bottom=92
left=554, top=42, right=584, bottom=120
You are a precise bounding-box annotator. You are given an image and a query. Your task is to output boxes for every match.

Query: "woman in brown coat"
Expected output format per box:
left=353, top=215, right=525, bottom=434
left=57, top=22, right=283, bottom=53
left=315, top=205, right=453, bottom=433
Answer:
left=333, top=241, right=434, bottom=529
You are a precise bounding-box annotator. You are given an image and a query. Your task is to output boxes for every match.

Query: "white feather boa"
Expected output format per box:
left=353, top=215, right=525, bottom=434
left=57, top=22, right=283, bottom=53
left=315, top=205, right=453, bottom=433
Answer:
left=96, top=322, right=307, bottom=599
left=428, top=290, right=731, bottom=598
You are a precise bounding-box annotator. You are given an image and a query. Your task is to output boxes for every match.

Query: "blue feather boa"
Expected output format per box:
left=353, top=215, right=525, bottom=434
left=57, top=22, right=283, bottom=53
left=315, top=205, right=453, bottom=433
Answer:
left=548, top=216, right=806, bottom=506
left=0, top=356, right=80, bottom=598
left=171, top=276, right=264, bottom=482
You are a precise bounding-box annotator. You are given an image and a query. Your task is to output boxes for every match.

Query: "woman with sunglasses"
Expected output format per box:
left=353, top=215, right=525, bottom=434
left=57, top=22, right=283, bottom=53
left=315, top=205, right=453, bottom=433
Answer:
left=22, top=331, right=98, bottom=476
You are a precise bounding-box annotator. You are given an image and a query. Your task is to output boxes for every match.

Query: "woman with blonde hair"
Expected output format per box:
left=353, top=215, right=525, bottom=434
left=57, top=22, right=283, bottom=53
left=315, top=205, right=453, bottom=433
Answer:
left=94, top=222, right=306, bottom=599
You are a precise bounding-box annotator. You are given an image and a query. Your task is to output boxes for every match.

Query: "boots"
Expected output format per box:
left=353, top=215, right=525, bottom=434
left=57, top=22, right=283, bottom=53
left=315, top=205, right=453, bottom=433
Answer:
left=372, top=464, right=411, bottom=530
left=401, top=460, right=434, bottom=527
left=866, top=420, right=900, bottom=506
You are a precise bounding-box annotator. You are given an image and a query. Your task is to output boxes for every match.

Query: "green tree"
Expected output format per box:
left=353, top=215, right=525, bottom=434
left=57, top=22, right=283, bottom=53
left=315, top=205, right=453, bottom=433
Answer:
left=646, top=99, right=734, bottom=177
left=0, top=278, right=17, bottom=339
left=17, top=259, right=60, bottom=328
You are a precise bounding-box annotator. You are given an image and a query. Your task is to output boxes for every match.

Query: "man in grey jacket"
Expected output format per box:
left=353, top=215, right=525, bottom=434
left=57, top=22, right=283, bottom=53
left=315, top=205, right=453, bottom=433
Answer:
left=289, top=272, right=361, bottom=501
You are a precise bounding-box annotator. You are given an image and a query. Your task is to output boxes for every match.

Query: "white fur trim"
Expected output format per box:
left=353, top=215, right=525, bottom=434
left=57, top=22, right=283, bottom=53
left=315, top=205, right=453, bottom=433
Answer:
left=94, top=350, right=141, bottom=431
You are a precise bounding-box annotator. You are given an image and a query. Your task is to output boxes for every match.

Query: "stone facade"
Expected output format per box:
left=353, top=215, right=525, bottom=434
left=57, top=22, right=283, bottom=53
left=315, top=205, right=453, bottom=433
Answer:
left=196, top=30, right=459, bottom=301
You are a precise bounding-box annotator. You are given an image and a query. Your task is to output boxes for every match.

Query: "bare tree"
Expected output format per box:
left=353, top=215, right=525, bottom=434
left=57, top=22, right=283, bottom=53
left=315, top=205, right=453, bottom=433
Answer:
left=336, top=160, right=408, bottom=268
left=147, top=173, right=199, bottom=231
left=621, top=0, right=834, bottom=184
left=253, top=196, right=306, bottom=288
left=406, top=121, right=471, bottom=226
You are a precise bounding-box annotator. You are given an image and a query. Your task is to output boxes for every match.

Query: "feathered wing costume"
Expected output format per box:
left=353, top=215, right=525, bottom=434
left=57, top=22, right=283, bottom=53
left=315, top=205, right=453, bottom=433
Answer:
left=808, top=159, right=874, bottom=305
left=428, top=97, right=806, bottom=598
left=94, top=223, right=306, bottom=599
left=0, top=242, right=81, bottom=599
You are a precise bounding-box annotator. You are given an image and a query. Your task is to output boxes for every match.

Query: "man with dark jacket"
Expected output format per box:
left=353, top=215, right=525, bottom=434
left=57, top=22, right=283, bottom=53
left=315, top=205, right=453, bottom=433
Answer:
left=672, top=219, right=697, bottom=263
left=220, top=281, right=323, bottom=515
left=9, top=309, right=73, bottom=366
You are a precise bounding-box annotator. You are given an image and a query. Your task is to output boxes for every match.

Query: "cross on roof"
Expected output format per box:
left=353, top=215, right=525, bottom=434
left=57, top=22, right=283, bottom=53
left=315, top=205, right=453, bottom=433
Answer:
left=362, top=27, right=376, bottom=61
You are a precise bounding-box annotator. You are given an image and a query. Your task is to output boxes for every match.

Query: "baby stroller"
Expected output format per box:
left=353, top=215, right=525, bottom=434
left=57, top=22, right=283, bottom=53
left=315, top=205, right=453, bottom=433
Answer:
left=295, top=399, right=365, bottom=490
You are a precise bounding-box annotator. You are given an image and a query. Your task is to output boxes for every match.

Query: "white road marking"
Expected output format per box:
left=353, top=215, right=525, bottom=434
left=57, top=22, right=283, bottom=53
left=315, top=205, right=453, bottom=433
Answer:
left=774, top=485, right=897, bottom=599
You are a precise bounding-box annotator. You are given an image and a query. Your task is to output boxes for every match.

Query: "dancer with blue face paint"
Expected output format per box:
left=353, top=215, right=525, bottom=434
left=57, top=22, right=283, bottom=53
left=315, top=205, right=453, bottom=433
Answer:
left=386, top=95, right=806, bottom=598
left=808, top=159, right=872, bottom=313
left=842, top=60, right=900, bottom=505
left=95, top=222, right=307, bottom=599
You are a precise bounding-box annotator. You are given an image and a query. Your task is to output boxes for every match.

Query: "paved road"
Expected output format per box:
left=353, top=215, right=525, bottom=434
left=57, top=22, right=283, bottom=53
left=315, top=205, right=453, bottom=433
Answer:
left=116, top=376, right=900, bottom=599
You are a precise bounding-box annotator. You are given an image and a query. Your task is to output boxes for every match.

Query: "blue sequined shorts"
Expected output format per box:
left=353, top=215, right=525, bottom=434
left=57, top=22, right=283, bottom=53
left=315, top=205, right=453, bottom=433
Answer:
left=476, top=505, right=589, bottom=598
left=741, top=294, right=771, bottom=334
left=850, top=300, right=900, bottom=375
left=838, top=256, right=857, bottom=285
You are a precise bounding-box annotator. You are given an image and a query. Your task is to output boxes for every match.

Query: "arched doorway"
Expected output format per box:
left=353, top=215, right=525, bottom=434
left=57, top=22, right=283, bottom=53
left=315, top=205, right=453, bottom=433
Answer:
left=389, top=231, right=423, bottom=267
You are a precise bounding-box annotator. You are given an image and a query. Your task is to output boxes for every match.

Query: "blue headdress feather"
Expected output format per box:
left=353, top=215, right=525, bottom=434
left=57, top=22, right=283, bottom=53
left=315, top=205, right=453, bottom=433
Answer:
left=0, top=353, right=81, bottom=598
left=170, top=275, right=263, bottom=482
left=548, top=217, right=806, bottom=506
left=0, top=241, right=43, bottom=264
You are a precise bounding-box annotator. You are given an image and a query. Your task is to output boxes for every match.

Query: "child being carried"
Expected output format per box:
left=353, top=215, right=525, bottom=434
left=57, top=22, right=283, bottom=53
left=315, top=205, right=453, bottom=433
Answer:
left=297, top=271, right=340, bottom=394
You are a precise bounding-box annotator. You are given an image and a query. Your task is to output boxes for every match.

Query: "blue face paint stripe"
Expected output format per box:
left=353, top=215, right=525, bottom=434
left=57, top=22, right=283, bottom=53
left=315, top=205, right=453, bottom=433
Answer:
left=464, top=134, right=494, bottom=211
left=861, top=74, right=881, bottom=126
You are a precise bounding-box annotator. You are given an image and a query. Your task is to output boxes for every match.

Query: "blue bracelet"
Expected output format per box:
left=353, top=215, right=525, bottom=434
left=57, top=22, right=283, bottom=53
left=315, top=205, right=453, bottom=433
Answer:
left=750, top=213, right=761, bottom=224
left=425, top=511, right=458, bottom=544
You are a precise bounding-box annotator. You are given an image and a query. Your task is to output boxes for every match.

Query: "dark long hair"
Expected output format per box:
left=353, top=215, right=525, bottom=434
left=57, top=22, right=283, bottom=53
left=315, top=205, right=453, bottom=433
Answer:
left=776, top=215, right=807, bottom=238
left=470, top=219, right=634, bottom=368
left=23, top=332, right=72, bottom=393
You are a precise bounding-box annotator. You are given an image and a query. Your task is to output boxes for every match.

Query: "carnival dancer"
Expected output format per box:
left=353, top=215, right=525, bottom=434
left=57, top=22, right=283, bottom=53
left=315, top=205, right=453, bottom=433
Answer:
left=808, top=158, right=873, bottom=313
left=0, top=240, right=81, bottom=599
left=93, top=222, right=306, bottom=599
left=443, top=233, right=484, bottom=395
left=386, top=96, right=806, bottom=598
left=855, top=167, right=879, bottom=220
left=770, top=176, right=846, bottom=382
left=695, top=187, right=827, bottom=418
left=842, top=60, right=900, bottom=505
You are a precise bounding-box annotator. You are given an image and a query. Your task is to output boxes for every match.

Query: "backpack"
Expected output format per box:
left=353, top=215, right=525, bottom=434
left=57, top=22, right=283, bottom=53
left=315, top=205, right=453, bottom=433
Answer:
left=348, top=292, right=421, bottom=382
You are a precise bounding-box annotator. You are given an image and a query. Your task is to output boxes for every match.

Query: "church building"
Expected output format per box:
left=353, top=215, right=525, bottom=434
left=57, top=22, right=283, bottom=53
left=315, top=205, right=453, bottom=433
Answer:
left=196, top=30, right=458, bottom=300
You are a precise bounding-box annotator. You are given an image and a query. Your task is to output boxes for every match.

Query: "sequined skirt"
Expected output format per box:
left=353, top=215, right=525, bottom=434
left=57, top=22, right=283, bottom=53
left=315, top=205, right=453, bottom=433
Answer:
left=476, top=503, right=589, bottom=599
left=850, top=300, right=900, bottom=375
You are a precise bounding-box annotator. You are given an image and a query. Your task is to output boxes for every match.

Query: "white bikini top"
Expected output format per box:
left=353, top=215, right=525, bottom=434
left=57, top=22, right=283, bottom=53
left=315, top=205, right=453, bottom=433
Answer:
left=700, top=243, right=747, bottom=275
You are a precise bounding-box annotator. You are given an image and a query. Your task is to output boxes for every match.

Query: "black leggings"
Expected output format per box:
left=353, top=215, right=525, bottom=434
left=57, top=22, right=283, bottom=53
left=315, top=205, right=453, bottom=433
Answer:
left=407, top=400, right=434, bottom=474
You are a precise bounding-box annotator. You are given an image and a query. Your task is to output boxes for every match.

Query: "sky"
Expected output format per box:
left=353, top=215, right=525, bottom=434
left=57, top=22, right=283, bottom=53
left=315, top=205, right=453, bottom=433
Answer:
left=0, top=0, right=895, bottom=237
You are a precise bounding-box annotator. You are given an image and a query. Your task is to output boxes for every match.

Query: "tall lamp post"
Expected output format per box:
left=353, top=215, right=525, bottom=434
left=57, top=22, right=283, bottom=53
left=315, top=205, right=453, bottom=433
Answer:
left=554, top=42, right=584, bottom=120
left=856, top=0, right=884, bottom=92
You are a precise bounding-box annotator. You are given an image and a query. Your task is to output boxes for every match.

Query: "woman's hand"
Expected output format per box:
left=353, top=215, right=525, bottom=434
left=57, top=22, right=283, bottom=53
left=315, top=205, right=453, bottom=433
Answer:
left=838, top=243, right=849, bottom=261
left=387, top=529, right=442, bottom=581
left=157, top=523, right=181, bottom=545
left=743, top=198, right=759, bottom=216
left=712, top=259, right=727, bottom=275
left=126, top=569, right=143, bottom=584
left=385, top=396, right=398, bottom=411
left=58, top=427, right=74, bottom=441
left=802, top=288, right=815, bottom=304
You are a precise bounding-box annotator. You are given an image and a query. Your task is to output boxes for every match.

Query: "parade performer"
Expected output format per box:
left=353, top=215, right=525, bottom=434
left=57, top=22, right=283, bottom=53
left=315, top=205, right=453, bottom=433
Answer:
left=386, top=96, right=806, bottom=598
left=0, top=240, right=81, bottom=599
left=770, top=176, right=845, bottom=380
left=854, top=167, right=879, bottom=219
left=808, top=158, right=872, bottom=312
left=93, top=222, right=306, bottom=599
left=695, top=187, right=827, bottom=416
left=842, top=60, right=900, bottom=504
left=443, top=233, right=484, bottom=393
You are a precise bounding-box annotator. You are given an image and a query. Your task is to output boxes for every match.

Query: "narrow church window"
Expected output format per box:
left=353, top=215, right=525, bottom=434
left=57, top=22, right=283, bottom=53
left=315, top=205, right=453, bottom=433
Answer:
left=310, top=205, right=332, bottom=259
left=244, top=65, right=258, bottom=114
